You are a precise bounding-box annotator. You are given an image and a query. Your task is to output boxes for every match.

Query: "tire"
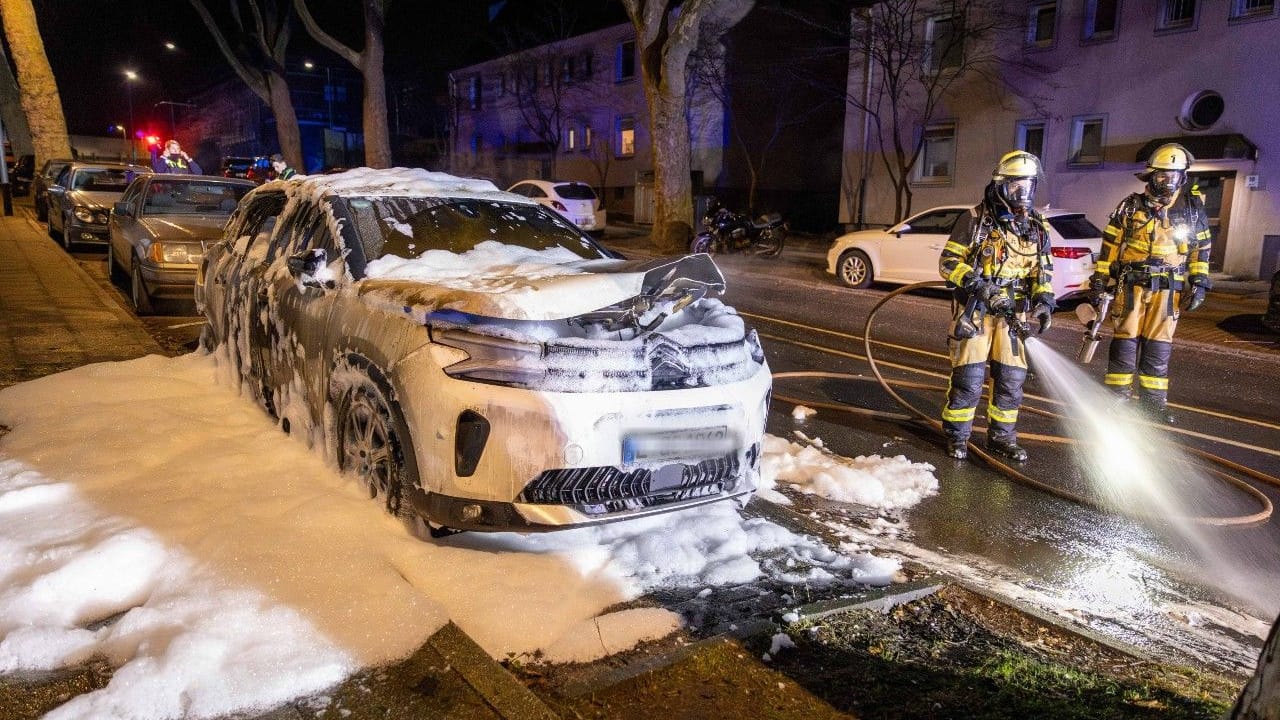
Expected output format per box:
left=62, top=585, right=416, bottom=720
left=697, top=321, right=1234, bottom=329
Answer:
left=837, top=249, right=873, bottom=289
left=758, top=227, right=785, bottom=257
left=337, top=373, right=419, bottom=520
left=35, top=198, right=47, bottom=222
left=130, top=261, right=155, bottom=315
left=690, top=232, right=715, bottom=254
left=106, top=243, right=126, bottom=286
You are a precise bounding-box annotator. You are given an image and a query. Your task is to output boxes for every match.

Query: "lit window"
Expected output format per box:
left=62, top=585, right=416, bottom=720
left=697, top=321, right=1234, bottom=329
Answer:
left=567, top=127, right=577, bottom=151
left=616, top=40, right=636, bottom=82
left=467, top=75, right=482, bottom=110
left=1083, top=0, right=1120, bottom=40
left=584, top=126, right=593, bottom=150
left=1068, top=115, right=1106, bottom=165
left=914, top=123, right=955, bottom=183
left=926, top=16, right=963, bottom=72
left=617, top=116, right=636, bottom=157
left=1157, top=0, right=1197, bottom=30
left=1027, top=3, right=1056, bottom=47
left=1231, top=0, right=1274, bottom=19
left=1016, top=120, right=1046, bottom=159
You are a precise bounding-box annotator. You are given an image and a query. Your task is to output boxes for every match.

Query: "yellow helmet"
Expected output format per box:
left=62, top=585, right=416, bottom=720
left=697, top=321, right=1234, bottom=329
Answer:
left=992, top=150, right=1042, bottom=182
left=1146, top=143, right=1193, bottom=172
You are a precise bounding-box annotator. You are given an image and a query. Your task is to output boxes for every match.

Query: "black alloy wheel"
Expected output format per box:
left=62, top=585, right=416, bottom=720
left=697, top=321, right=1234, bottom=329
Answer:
left=338, top=377, right=417, bottom=519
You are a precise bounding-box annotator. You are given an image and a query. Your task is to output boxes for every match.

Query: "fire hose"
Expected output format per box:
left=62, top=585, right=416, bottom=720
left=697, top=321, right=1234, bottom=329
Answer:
left=771, top=280, right=1276, bottom=527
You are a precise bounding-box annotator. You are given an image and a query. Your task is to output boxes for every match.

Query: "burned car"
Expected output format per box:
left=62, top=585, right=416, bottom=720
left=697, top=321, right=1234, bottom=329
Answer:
left=196, top=168, right=771, bottom=533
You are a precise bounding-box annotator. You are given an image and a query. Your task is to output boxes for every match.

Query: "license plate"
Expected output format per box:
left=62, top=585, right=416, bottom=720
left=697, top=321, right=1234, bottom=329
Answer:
left=622, top=426, right=735, bottom=464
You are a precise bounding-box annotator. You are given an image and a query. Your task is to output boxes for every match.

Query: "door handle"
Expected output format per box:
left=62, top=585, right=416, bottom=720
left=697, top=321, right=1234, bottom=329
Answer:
left=928, top=244, right=943, bottom=250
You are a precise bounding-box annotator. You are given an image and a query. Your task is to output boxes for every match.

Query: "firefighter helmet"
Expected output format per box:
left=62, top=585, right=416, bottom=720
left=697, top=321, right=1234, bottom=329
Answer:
left=1146, top=143, right=1194, bottom=172
left=1139, top=143, right=1193, bottom=199
left=991, top=151, right=1041, bottom=210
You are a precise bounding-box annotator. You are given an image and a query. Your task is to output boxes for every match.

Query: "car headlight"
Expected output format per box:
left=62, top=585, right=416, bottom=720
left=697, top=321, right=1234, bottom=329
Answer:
left=146, top=242, right=199, bottom=264
left=433, top=328, right=545, bottom=386
left=73, top=206, right=95, bottom=223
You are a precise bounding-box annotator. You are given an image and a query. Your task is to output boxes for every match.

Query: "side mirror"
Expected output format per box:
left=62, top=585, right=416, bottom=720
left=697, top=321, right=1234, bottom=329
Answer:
left=113, top=201, right=131, bottom=218
left=895, top=223, right=911, bottom=236
left=286, top=248, right=331, bottom=289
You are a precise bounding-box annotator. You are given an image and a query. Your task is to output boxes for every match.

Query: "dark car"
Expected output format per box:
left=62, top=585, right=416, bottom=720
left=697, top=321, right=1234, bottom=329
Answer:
left=221, top=156, right=270, bottom=183
left=108, top=173, right=254, bottom=314
left=10, top=154, right=35, bottom=196
left=33, top=158, right=74, bottom=221
left=47, top=162, right=151, bottom=249
left=1264, top=270, right=1280, bottom=334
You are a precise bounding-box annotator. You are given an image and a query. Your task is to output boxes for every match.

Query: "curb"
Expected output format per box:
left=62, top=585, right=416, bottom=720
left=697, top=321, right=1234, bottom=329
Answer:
left=427, top=623, right=560, bottom=720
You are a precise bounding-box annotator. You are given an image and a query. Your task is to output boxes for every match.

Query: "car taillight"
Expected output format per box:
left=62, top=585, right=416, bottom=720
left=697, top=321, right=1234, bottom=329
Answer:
left=1051, top=247, right=1092, bottom=259
left=551, top=200, right=567, bottom=212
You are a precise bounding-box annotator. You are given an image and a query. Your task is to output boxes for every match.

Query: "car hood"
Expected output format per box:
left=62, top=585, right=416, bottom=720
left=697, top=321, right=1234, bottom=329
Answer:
left=138, top=215, right=228, bottom=242
left=358, top=253, right=726, bottom=322
left=67, top=190, right=124, bottom=208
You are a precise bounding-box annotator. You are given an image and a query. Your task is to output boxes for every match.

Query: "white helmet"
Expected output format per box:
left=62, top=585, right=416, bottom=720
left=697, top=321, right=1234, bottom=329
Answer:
left=992, top=151, right=1042, bottom=210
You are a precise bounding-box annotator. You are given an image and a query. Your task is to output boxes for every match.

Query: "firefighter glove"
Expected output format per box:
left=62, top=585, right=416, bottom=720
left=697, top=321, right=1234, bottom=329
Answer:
left=1031, top=292, right=1055, bottom=334
left=1182, top=284, right=1207, bottom=312
left=1088, top=272, right=1109, bottom=297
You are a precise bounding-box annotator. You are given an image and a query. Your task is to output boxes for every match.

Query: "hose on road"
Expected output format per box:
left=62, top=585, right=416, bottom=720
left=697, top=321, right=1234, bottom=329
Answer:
left=771, top=280, right=1276, bottom=527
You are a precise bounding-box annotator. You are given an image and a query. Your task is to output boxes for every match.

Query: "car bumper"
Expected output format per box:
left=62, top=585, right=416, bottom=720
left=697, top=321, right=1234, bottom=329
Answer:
left=66, top=222, right=108, bottom=244
left=1052, top=257, right=1097, bottom=300
left=394, top=355, right=772, bottom=531
left=141, top=263, right=199, bottom=299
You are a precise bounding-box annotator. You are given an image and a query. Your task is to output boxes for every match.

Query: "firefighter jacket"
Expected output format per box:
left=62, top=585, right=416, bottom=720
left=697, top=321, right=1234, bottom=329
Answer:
left=1097, top=187, right=1211, bottom=288
left=938, top=204, right=1054, bottom=306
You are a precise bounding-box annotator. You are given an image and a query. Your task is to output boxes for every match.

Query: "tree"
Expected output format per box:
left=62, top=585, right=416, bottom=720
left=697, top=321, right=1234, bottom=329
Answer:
left=1232, top=611, right=1280, bottom=719
left=0, top=0, right=71, bottom=167
left=294, top=0, right=391, bottom=168
left=0, top=40, right=34, bottom=157
left=189, top=0, right=303, bottom=170
left=622, top=0, right=754, bottom=254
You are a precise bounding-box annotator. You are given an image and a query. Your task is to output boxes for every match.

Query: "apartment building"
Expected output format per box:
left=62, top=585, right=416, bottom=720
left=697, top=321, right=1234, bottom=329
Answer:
left=841, top=0, right=1279, bottom=278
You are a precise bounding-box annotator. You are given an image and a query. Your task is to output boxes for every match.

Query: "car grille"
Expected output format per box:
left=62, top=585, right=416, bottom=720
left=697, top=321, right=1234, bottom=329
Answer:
left=518, top=444, right=759, bottom=515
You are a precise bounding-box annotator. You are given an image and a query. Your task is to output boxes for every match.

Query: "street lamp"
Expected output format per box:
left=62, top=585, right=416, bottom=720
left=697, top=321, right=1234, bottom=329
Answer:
left=123, top=70, right=139, bottom=161
left=110, top=124, right=126, bottom=160
left=154, top=100, right=196, bottom=139
left=164, top=41, right=177, bottom=51
left=303, top=60, right=333, bottom=128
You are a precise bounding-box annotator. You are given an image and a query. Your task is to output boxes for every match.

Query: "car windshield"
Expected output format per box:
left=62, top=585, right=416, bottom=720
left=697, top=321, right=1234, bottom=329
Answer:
left=343, top=197, right=609, bottom=263
left=143, top=179, right=250, bottom=215
left=1047, top=214, right=1103, bottom=240
left=72, top=168, right=133, bottom=192
left=554, top=183, right=597, bottom=200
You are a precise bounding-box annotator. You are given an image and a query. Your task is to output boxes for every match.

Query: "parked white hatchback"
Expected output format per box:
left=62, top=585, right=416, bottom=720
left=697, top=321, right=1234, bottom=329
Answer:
left=508, top=179, right=606, bottom=234
left=826, top=205, right=1104, bottom=300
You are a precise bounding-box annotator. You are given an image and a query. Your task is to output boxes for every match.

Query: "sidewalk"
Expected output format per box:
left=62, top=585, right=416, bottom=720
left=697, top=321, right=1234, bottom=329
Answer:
left=600, top=224, right=1280, bottom=357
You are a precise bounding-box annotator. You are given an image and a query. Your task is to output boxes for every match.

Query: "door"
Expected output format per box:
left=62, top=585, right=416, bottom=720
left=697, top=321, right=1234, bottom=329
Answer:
left=879, top=208, right=965, bottom=282
left=1189, top=171, right=1234, bottom=272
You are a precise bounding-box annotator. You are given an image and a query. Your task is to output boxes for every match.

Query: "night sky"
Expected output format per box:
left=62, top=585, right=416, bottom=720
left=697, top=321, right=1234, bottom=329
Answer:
left=32, top=0, right=630, bottom=137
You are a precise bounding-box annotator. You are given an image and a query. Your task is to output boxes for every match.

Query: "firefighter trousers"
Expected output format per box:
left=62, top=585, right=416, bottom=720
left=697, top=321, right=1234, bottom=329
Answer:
left=1105, top=285, right=1180, bottom=408
left=941, top=314, right=1028, bottom=444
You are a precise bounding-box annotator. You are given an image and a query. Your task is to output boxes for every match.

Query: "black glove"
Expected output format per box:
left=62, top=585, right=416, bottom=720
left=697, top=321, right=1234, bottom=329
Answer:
left=1087, top=272, right=1110, bottom=298
left=965, top=275, right=998, bottom=303
left=1182, top=275, right=1209, bottom=312
left=1030, top=292, right=1055, bottom=334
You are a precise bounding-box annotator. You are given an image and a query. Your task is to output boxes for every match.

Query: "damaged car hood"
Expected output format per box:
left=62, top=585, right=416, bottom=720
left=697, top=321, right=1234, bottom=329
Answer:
left=358, top=254, right=726, bottom=322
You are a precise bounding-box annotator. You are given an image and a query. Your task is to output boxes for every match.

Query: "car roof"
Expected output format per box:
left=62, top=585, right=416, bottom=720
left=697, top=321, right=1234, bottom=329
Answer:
left=69, top=162, right=150, bottom=172
left=908, top=204, right=1086, bottom=219
left=145, top=173, right=254, bottom=185
left=254, top=167, right=538, bottom=205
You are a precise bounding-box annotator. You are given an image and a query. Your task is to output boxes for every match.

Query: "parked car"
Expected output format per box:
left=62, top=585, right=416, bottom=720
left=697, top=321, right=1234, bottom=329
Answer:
left=108, top=173, right=254, bottom=314
left=196, top=168, right=770, bottom=534
left=47, top=162, right=151, bottom=249
left=33, top=157, right=74, bottom=221
left=507, top=179, right=606, bottom=234
left=10, top=154, right=35, bottom=196
left=826, top=205, right=1104, bottom=300
left=220, top=156, right=270, bottom=183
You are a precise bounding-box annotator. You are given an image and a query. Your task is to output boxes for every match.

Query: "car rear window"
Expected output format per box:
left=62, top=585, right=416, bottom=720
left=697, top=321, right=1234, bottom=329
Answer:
left=554, top=183, right=597, bottom=200
left=73, top=169, right=134, bottom=192
left=143, top=180, right=251, bottom=215
left=1047, top=214, right=1102, bottom=240
left=343, top=197, right=609, bottom=266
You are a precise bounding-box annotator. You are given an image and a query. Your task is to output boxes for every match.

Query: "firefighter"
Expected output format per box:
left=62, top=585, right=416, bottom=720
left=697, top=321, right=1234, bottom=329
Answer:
left=938, top=151, right=1056, bottom=461
left=1089, top=143, right=1211, bottom=424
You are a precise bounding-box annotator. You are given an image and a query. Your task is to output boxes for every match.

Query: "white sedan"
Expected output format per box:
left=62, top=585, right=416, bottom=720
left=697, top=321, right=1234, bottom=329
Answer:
left=507, top=179, right=606, bottom=234
left=826, top=205, right=1104, bottom=300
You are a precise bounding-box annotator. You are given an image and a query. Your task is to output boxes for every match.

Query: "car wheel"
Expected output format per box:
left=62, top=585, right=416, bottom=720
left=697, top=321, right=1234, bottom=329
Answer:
left=838, top=250, right=873, bottom=289
left=130, top=260, right=155, bottom=315
left=106, top=243, right=126, bottom=286
left=338, top=373, right=419, bottom=520
left=35, top=198, right=46, bottom=222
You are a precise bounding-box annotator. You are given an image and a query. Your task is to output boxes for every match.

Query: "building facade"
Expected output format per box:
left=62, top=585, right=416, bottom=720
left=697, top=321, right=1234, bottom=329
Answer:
left=841, top=0, right=1279, bottom=279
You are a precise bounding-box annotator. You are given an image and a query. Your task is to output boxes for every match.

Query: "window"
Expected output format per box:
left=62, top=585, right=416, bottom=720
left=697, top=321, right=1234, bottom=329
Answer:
left=544, top=60, right=554, bottom=87
left=1083, top=0, right=1120, bottom=40
left=1016, top=120, right=1046, bottom=159
left=914, top=123, right=955, bottom=183
left=1178, top=90, right=1225, bottom=130
left=467, top=75, right=482, bottom=110
left=617, top=116, right=636, bottom=157
left=1157, top=0, right=1197, bottom=30
left=561, top=56, right=576, bottom=83
left=1068, top=115, right=1106, bottom=165
left=470, top=133, right=482, bottom=155
left=616, top=40, right=636, bottom=82
left=584, top=126, right=593, bottom=150
left=1027, top=3, right=1057, bottom=47
left=1231, top=0, right=1274, bottom=20
left=926, top=15, right=963, bottom=72
left=566, top=126, right=578, bottom=152
left=901, top=209, right=964, bottom=234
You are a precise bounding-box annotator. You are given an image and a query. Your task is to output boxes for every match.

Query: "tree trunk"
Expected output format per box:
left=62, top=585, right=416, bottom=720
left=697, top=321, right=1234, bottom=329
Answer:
left=266, top=73, right=303, bottom=171
left=0, top=43, right=33, bottom=156
left=647, top=88, right=693, bottom=253
left=360, top=8, right=390, bottom=168
left=0, top=0, right=71, bottom=167
left=1233, top=612, right=1280, bottom=720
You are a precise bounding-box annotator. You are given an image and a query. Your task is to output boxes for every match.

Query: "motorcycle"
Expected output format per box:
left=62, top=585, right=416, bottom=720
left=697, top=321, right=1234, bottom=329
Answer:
left=689, top=201, right=787, bottom=257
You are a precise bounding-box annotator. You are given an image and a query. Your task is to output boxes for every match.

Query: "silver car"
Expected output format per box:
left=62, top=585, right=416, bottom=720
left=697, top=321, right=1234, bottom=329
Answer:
left=196, top=169, right=771, bottom=535
left=108, top=174, right=254, bottom=313
left=47, top=162, right=151, bottom=249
